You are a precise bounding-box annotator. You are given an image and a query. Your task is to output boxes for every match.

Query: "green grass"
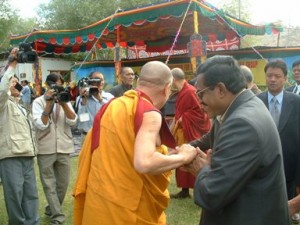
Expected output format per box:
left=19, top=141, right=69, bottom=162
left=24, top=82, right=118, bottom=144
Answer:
left=0, top=157, right=201, bottom=225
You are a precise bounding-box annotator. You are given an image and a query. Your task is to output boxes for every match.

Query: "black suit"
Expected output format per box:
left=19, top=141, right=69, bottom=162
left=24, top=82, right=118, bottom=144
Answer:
left=257, top=91, right=300, bottom=199
left=286, top=85, right=297, bottom=93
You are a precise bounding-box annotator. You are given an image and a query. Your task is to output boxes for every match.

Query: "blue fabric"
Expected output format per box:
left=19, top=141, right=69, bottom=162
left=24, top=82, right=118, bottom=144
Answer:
left=21, top=85, right=31, bottom=104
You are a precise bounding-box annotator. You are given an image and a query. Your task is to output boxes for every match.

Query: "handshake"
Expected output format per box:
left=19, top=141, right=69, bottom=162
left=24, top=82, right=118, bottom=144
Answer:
left=174, top=144, right=211, bottom=176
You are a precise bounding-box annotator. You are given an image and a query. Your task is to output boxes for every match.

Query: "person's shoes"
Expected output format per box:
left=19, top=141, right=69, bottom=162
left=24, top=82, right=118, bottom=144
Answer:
left=44, top=211, right=52, bottom=217
left=170, top=189, right=191, bottom=199
left=291, top=213, right=300, bottom=224
left=44, top=205, right=52, bottom=217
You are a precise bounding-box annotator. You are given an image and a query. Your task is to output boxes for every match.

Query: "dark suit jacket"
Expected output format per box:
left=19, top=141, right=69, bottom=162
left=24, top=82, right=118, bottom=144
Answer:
left=193, top=90, right=289, bottom=225
left=257, top=91, right=300, bottom=197
left=286, top=85, right=297, bottom=93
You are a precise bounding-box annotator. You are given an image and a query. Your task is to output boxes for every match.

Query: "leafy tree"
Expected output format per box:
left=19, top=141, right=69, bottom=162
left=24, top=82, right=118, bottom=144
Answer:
left=37, top=0, right=168, bottom=30
left=37, top=0, right=119, bottom=29
left=34, top=0, right=167, bottom=61
left=0, top=0, right=16, bottom=51
left=0, top=0, right=40, bottom=51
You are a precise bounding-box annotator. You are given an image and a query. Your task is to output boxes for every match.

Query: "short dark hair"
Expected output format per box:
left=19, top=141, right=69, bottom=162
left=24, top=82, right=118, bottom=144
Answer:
left=196, top=55, right=246, bottom=94
left=264, top=59, right=288, bottom=76
left=292, top=60, right=300, bottom=68
left=22, top=80, right=29, bottom=85
left=45, top=73, right=64, bottom=86
left=88, top=71, right=101, bottom=78
left=121, top=67, right=133, bottom=75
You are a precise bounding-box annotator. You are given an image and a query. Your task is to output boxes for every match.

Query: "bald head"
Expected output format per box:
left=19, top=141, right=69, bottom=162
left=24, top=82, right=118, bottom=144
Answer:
left=240, top=65, right=253, bottom=84
left=171, top=68, right=185, bottom=80
left=138, top=61, right=172, bottom=87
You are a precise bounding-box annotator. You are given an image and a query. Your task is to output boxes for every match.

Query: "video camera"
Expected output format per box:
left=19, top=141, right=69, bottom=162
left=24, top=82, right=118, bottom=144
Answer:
left=49, top=84, right=71, bottom=103
left=78, top=77, right=103, bottom=96
left=8, top=43, right=37, bottom=64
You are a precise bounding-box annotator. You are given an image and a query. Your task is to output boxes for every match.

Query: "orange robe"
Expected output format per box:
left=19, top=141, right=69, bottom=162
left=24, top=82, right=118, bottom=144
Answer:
left=73, top=90, right=175, bottom=225
left=172, top=82, right=211, bottom=188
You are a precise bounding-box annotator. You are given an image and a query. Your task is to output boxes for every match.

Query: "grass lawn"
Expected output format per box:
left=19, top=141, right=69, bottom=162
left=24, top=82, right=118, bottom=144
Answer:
left=0, top=156, right=201, bottom=225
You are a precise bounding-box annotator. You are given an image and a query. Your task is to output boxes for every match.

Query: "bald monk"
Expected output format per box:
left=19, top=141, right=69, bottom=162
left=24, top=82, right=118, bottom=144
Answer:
left=73, top=61, right=199, bottom=225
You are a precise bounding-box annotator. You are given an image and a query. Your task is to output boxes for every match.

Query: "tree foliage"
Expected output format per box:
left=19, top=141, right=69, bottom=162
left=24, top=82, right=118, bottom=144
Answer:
left=218, top=0, right=251, bottom=22
left=0, top=0, right=39, bottom=51
left=37, top=0, right=166, bottom=30
left=0, top=0, right=16, bottom=51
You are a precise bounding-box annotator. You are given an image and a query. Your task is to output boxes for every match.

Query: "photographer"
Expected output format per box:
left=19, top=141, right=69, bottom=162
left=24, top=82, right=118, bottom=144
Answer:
left=32, top=73, right=77, bottom=225
left=0, top=48, right=39, bottom=225
left=76, top=71, right=114, bottom=142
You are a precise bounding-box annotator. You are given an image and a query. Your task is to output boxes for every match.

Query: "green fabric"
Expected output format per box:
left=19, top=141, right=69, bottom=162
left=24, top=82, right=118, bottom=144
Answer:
left=10, top=1, right=283, bottom=46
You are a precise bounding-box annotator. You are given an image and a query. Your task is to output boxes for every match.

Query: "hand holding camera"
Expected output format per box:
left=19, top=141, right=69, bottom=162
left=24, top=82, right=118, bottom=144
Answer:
left=78, top=77, right=103, bottom=104
left=44, top=84, right=70, bottom=103
left=7, top=48, right=19, bottom=67
left=8, top=43, right=37, bottom=64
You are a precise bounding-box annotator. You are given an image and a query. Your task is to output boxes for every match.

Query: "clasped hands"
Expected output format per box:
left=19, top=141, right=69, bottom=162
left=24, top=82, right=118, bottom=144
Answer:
left=172, top=144, right=212, bottom=176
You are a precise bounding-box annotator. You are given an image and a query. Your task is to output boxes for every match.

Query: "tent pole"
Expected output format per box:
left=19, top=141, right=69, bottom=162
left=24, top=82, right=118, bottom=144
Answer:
left=191, top=11, right=206, bottom=74
left=33, top=41, right=42, bottom=96
left=114, top=27, right=122, bottom=84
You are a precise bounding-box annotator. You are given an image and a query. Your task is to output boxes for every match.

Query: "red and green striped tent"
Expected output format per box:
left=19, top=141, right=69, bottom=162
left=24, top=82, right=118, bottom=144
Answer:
left=10, top=0, right=282, bottom=55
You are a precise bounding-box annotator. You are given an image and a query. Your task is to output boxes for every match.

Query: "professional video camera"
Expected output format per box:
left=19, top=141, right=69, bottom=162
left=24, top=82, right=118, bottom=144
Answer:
left=8, top=43, right=37, bottom=63
left=49, top=84, right=71, bottom=103
left=17, top=43, right=37, bottom=63
left=77, top=77, right=102, bottom=96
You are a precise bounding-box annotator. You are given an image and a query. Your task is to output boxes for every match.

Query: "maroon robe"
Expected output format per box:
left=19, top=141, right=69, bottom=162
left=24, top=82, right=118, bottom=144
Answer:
left=173, top=81, right=211, bottom=188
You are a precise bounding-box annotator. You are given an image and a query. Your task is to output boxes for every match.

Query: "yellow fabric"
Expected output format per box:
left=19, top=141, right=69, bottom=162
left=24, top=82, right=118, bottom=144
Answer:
left=73, top=90, right=171, bottom=225
left=171, top=121, right=186, bottom=145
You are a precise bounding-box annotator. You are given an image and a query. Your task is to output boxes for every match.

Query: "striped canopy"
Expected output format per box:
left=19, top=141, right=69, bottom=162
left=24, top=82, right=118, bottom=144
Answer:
left=10, top=0, right=282, bottom=55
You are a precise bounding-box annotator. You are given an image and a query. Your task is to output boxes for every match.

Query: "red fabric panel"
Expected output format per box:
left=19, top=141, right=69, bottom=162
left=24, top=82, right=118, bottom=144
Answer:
left=176, top=169, right=195, bottom=188
left=72, top=45, right=80, bottom=53
left=86, top=43, right=93, bottom=51
left=63, top=37, right=70, bottom=45
left=75, top=36, right=83, bottom=43
left=88, top=33, right=95, bottom=41
left=54, top=47, right=65, bottom=54
left=175, top=82, right=210, bottom=141
left=106, top=42, right=115, bottom=48
left=49, top=38, right=57, bottom=45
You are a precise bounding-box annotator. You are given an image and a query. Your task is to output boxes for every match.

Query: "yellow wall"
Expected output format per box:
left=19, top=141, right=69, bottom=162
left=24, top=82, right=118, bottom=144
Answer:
left=239, top=59, right=267, bottom=86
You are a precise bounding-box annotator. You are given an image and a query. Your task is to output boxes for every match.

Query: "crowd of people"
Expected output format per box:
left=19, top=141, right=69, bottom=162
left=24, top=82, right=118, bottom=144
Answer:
left=1, top=47, right=300, bottom=225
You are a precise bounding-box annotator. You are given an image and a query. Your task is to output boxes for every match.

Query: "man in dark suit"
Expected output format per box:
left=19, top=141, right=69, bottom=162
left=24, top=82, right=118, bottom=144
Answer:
left=286, top=60, right=300, bottom=94
left=186, top=55, right=290, bottom=225
left=257, top=59, right=300, bottom=223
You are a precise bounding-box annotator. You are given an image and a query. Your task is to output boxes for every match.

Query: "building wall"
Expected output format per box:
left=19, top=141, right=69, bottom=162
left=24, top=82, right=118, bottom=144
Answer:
left=9, top=57, right=73, bottom=83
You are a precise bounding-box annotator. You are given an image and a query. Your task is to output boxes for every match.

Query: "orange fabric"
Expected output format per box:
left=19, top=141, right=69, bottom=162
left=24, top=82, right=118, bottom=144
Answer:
left=171, top=121, right=185, bottom=145
left=73, top=131, right=93, bottom=225
left=73, top=90, right=172, bottom=225
left=172, top=122, right=195, bottom=188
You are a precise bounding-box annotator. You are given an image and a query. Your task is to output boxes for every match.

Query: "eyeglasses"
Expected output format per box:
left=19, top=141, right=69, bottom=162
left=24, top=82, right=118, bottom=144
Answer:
left=196, top=86, right=211, bottom=100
